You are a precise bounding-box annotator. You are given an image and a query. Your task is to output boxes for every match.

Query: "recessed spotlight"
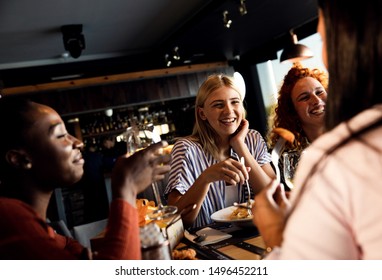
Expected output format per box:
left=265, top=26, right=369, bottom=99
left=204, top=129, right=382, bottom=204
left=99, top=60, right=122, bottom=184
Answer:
left=61, top=52, right=70, bottom=59
left=223, top=11, right=232, bottom=29
left=173, top=46, right=180, bottom=60
left=239, top=0, right=248, bottom=16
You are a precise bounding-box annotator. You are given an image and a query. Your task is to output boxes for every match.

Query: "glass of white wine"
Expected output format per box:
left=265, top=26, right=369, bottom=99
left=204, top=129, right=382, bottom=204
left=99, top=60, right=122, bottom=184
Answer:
left=125, top=124, right=177, bottom=223
left=125, top=126, right=141, bottom=156
left=282, top=151, right=301, bottom=190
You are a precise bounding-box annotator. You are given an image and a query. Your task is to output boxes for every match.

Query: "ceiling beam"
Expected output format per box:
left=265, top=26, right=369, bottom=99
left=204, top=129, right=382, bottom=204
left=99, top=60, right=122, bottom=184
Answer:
left=2, top=61, right=228, bottom=96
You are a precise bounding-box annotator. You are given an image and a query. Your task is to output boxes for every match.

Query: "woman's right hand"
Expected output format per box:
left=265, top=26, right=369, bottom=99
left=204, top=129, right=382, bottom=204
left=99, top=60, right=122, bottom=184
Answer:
left=203, top=157, right=249, bottom=186
left=252, top=180, right=290, bottom=248
left=111, top=141, right=171, bottom=205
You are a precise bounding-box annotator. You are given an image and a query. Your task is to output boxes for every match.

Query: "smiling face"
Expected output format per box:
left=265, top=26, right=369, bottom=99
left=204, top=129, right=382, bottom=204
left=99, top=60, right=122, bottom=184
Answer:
left=198, top=86, right=244, bottom=139
left=291, top=76, right=327, bottom=129
left=23, top=103, right=84, bottom=188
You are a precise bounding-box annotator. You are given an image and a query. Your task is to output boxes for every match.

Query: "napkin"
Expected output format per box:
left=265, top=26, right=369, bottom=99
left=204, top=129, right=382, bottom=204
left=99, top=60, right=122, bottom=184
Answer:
left=185, top=227, right=232, bottom=246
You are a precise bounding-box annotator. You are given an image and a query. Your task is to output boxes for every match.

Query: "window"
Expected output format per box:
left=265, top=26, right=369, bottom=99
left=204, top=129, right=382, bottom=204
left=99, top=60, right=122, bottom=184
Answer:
left=257, top=33, right=326, bottom=115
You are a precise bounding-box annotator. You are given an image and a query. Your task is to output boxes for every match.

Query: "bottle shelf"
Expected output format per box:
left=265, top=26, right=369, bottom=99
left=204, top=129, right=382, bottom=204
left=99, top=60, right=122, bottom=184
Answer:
left=82, top=128, right=126, bottom=139
left=64, top=96, right=196, bottom=151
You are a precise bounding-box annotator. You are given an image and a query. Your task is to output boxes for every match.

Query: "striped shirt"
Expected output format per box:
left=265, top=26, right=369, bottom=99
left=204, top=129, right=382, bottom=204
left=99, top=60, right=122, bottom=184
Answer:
left=164, top=129, right=271, bottom=228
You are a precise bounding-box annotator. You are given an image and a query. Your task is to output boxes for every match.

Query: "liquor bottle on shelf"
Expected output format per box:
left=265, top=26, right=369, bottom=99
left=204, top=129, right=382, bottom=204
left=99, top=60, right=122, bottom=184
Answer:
left=153, top=112, right=162, bottom=136
left=67, top=96, right=196, bottom=151
left=167, top=109, right=176, bottom=134
left=158, top=111, right=170, bottom=136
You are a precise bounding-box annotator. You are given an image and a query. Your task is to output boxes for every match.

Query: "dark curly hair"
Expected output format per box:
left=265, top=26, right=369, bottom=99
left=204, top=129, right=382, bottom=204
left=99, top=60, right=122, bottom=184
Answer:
left=267, top=63, right=328, bottom=151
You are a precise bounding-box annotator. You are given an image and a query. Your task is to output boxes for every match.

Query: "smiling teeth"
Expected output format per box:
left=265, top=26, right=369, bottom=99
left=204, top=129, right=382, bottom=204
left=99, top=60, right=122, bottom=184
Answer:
left=311, top=108, right=324, bottom=114
left=221, top=118, right=235, bottom=123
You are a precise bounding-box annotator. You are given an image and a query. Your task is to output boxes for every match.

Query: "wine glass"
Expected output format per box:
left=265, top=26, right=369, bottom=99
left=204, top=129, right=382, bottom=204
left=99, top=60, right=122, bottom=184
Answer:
left=282, top=151, right=301, bottom=190
left=125, top=124, right=177, bottom=223
left=125, top=126, right=142, bottom=156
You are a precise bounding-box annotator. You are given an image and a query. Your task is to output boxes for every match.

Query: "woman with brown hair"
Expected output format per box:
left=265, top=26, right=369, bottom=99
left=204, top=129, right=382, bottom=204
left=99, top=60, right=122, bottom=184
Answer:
left=268, top=63, right=328, bottom=152
left=267, top=63, right=328, bottom=189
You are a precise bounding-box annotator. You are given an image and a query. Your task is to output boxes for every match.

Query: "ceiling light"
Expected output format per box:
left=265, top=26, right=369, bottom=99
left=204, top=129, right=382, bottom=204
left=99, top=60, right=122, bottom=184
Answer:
left=280, top=31, right=313, bottom=63
left=172, top=46, right=180, bottom=60
left=61, top=52, right=70, bottom=59
left=165, top=54, right=172, bottom=67
left=61, top=24, right=86, bottom=59
left=239, top=0, right=247, bottom=16
left=223, top=11, right=232, bottom=28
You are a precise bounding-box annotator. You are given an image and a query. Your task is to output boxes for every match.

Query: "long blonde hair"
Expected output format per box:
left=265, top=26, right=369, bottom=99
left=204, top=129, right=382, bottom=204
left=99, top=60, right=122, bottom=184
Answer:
left=187, top=74, right=246, bottom=159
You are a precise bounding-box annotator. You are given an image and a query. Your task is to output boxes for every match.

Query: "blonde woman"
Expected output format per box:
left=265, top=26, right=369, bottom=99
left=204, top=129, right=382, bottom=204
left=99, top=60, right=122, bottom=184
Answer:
left=165, top=74, right=275, bottom=228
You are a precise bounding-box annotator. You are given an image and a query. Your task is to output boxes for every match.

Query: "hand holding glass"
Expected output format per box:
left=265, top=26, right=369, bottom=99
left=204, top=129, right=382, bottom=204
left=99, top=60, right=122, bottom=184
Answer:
left=125, top=124, right=177, bottom=223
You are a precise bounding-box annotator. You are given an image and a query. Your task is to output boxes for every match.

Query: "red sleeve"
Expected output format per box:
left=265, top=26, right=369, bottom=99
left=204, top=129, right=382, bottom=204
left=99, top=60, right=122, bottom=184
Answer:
left=0, top=198, right=141, bottom=260
left=0, top=198, right=86, bottom=259
left=92, top=199, right=141, bottom=260
left=54, top=233, right=87, bottom=256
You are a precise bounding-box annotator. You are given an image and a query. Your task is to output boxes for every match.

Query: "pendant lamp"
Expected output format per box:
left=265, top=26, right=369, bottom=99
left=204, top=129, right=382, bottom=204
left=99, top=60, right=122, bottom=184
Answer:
left=280, top=31, right=313, bottom=63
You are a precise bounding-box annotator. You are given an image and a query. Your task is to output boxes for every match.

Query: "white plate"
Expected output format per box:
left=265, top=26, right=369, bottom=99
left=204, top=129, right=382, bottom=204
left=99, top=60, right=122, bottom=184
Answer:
left=211, top=202, right=255, bottom=228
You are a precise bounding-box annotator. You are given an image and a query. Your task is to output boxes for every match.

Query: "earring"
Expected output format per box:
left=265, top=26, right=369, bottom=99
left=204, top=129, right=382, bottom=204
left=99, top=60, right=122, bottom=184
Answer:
left=24, top=162, right=32, bottom=169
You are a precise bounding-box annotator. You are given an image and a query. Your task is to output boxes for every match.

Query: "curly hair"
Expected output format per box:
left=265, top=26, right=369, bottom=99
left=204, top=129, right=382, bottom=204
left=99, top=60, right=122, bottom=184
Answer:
left=267, top=63, right=328, bottom=151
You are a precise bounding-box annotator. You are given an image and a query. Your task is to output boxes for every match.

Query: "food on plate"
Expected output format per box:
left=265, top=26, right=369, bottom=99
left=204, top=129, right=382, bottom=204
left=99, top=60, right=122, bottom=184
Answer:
left=272, top=127, right=295, bottom=144
left=229, top=206, right=252, bottom=220
left=172, top=248, right=198, bottom=260
left=211, top=205, right=255, bottom=227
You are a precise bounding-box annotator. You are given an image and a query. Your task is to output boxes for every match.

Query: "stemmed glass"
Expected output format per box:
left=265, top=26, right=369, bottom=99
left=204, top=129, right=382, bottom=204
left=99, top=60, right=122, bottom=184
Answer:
left=125, top=124, right=177, bottom=223
left=282, top=151, right=301, bottom=190
left=125, top=126, right=141, bottom=156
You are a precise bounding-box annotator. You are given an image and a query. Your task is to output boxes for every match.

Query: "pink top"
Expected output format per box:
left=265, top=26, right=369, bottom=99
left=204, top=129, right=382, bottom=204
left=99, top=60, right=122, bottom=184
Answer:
left=268, top=105, right=382, bottom=259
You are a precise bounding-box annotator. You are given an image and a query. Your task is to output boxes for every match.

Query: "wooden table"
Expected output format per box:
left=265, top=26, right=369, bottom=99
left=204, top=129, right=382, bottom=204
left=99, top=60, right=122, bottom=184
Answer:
left=91, top=220, right=266, bottom=260
left=175, top=223, right=266, bottom=260
left=214, top=236, right=265, bottom=260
